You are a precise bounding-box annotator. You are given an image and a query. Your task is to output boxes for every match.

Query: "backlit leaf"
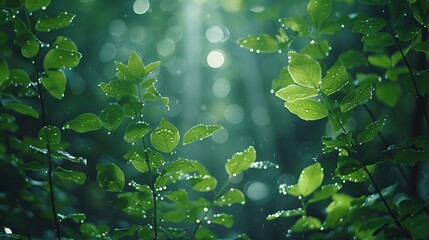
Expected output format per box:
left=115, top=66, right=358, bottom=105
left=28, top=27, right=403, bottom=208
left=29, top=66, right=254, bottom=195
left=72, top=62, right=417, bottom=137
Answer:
left=124, top=148, right=164, bottom=173
left=275, top=84, right=318, bottom=102
left=279, top=17, right=309, bottom=35
left=267, top=208, right=305, bottom=220
left=124, top=122, right=150, bottom=143
left=188, top=175, right=217, bottom=192
left=320, top=60, right=349, bottom=96
left=99, top=103, right=124, bottom=131
left=237, top=34, right=279, bottom=53
left=309, top=184, right=342, bottom=203
left=4, top=102, right=39, bottom=118
left=126, top=51, right=145, bottom=80
left=165, top=189, right=189, bottom=205
left=340, top=84, right=372, bottom=113
left=144, top=61, right=161, bottom=75
left=100, top=80, right=136, bottom=100
left=38, top=125, right=61, bottom=145
left=150, top=118, right=179, bottom=153
left=285, top=99, right=328, bottom=121
left=295, top=162, right=324, bottom=197
left=41, top=70, right=66, bottom=100
left=35, top=12, right=76, bottom=31
left=291, top=216, right=322, bottom=232
left=52, top=36, right=78, bottom=51
left=272, top=67, right=294, bottom=92
left=183, top=124, right=222, bottom=145
left=211, top=213, right=234, bottom=228
left=352, top=17, right=386, bottom=34
left=24, top=0, right=52, bottom=11
left=357, top=116, right=387, bottom=145
left=55, top=166, right=86, bottom=184
left=144, top=85, right=169, bottom=106
left=214, top=188, right=245, bottom=207
left=80, top=223, right=109, bottom=237
left=225, top=146, right=256, bottom=177
left=288, top=52, right=321, bottom=88
left=301, top=40, right=330, bottom=59
left=43, top=49, right=81, bottom=69
left=96, top=163, right=125, bottom=192
left=307, top=0, right=332, bottom=30
left=64, top=113, right=101, bottom=133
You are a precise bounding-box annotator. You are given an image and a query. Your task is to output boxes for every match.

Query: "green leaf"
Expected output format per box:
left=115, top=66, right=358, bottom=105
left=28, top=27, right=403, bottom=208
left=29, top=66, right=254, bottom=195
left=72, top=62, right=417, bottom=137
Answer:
left=100, top=80, right=136, bottom=100
left=301, top=40, right=330, bottom=59
left=188, top=175, right=217, bottom=192
left=376, top=82, right=401, bottom=108
left=357, top=116, right=387, bottom=145
left=339, top=50, right=368, bottom=69
left=309, top=184, right=342, bottom=203
left=35, top=12, right=76, bottom=32
left=64, top=113, right=101, bottom=133
left=320, top=60, right=349, bottom=96
left=214, top=188, right=245, bottom=207
left=337, top=157, right=369, bottom=182
left=291, top=216, right=322, bottom=232
left=4, top=102, right=39, bottom=118
left=141, top=78, right=157, bottom=89
left=295, top=162, right=324, bottom=197
left=237, top=34, right=279, bottom=53
left=285, top=99, right=328, bottom=121
left=24, top=0, right=52, bottom=11
left=165, top=189, right=189, bottom=205
left=162, top=210, right=187, bottom=223
left=225, top=146, right=256, bottom=177
left=41, top=70, right=66, bottom=100
left=413, top=41, right=429, bottom=53
left=110, top=191, right=152, bottom=215
left=275, top=84, right=318, bottom=102
left=144, top=61, right=161, bottom=75
left=66, top=213, right=86, bottom=223
left=183, top=124, right=222, bottom=145
left=53, top=150, right=87, bottom=164
left=340, top=84, right=372, bottom=113
left=54, top=166, right=86, bottom=184
left=250, top=161, right=279, bottom=169
left=150, top=118, right=180, bottom=153
left=287, top=52, right=321, bottom=88
left=321, top=132, right=352, bottom=153
left=52, top=36, right=78, bottom=51
left=398, top=196, right=425, bottom=218
left=21, top=34, right=39, bottom=58
left=404, top=215, right=429, bottom=239
left=266, top=208, right=305, bottom=220
left=279, top=17, right=309, bottom=35
left=112, top=225, right=140, bottom=239
left=7, top=69, right=31, bottom=86
left=272, top=67, right=294, bottom=92
left=0, top=58, right=8, bottom=87
left=307, top=0, right=332, bottom=30
left=368, top=54, right=391, bottom=69
left=38, top=125, right=61, bottom=144
left=124, top=148, right=164, bottom=173
left=124, top=122, right=150, bottom=143
left=99, top=103, right=124, bottom=131
left=144, top=85, right=169, bottom=106
left=363, top=32, right=394, bottom=47
left=96, top=163, right=125, bottom=192
left=80, top=223, right=110, bottom=237
left=211, top=213, right=234, bottom=228
left=127, top=51, right=145, bottom=79
left=394, top=149, right=429, bottom=166
left=43, top=49, right=81, bottom=69
left=352, top=17, right=386, bottom=34
left=156, top=158, right=209, bottom=189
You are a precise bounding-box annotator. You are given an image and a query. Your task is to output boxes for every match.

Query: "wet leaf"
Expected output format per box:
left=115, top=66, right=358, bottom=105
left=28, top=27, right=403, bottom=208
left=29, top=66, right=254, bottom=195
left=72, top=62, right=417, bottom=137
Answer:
left=363, top=32, right=394, bottom=47
left=188, top=175, right=217, bottom=192
left=394, top=149, right=429, bottom=166
left=183, top=124, right=222, bottom=145
left=307, top=0, right=332, bottom=30
left=301, top=40, right=330, bottom=59
left=272, top=67, right=294, bottom=92
left=214, top=188, right=245, bottom=207
left=110, top=192, right=152, bottom=215
left=376, top=82, right=401, bottom=108
left=41, top=70, right=66, bottom=100
left=53, top=150, right=87, bottom=164
left=55, top=166, right=86, bottom=184
left=127, top=51, right=145, bottom=80
left=112, top=225, right=140, bottom=239
left=38, top=125, right=61, bottom=145
left=309, top=184, right=342, bottom=203
left=294, top=162, right=324, bottom=197
left=165, top=189, right=189, bottom=205
left=96, top=163, right=125, bottom=192
left=162, top=210, right=187, bottom=223
left=35, top=12, right=75, bottom=31
left=4, top=102, right=39, bottom=119
left=237, top=34, right=279, bottom=53
left=0, top=58, right=8, bottom=87
left=150, top=118, right=180, bottom=153
left=64, top=113, right=101, bottom=133
left=340, top=84, right=372, bottom=113
left=336, top=157, right=369, bottom=182
left=52, top=36, right=78, bottom=51
left=275, top=84, right=318, bottom=102
left=21, top=34, right=39, bottom=58
left=267, top=208, right=305, bottom=220
left=144, top=61, right=161, bottom=75
left=352, top=17, right=386, bottom=34
left=24, top=0, right=52, bottom=11
left=285, top=99, right=328, bottom=121
left=43, top=49, right=81, bottom=69
left=100, top=80, right=136, bottom=100
left=124, top=148, right=164, bottom=173
left=124, top=122, right=150, bottom=143
left=357, top=116, right=387, bottom=145
left=225, top=146, right=256, bottom=177
left=339, top=50, right=368, bottom=69
left=66, top=213, right=86, bottom=223
left=80, top=223, right=109, bottom=237
left=279, top=17, right=309, bottom=35
left=250, top=161, right=279, bottom=169
left=398, top=196, right=425, bottom=218
left=288, top=51, right=321, bottom=88
left=99, top=103, right=124, bottom=131
left=320, top=60, right=349, bottom=96
left=211, top=213, right=234, bottom=228
left=291, top=216, right=322, bottom=232
left=144, top=85, right=169, bottom=106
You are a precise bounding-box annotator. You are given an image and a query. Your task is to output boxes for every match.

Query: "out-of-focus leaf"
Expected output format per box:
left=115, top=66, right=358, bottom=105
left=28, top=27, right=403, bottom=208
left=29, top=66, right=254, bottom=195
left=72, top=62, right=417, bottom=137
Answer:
left=307, top=0, right=332, bottom=30
left=225, top=146, right=256, bottom=177
left=267, top=208, right=305, bottom=220
left=211, top=213, right=234, bottom=228
left=55, top=166, right=86, bottom=184
left=214, top=188, right=245, bottom=207
left=309, top=184, right=342, bottom=203
left=237, top=34, right=279, bottom=53
left=291, top=216, right=322, bottom=232
left=276, top=84, right=318, bottom=102
left=183, top=124, right=222, bottom=145
left=64, top=113, right=101, bottom=133
left=96, top=163, right=125, bottom=192
left=35, top=12, right=75, bottom=31
left=124, top=122, right=150, bottom=143
left=320, top=60, right=349, bottom=96
left=24, top=0, right=52, bottom=11
left=4, top=102, right=39, bottom=119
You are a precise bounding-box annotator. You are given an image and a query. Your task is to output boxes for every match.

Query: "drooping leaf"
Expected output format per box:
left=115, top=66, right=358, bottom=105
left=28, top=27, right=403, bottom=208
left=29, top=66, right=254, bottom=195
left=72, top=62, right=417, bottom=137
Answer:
left=64, top=113, right=101, bottom=133
left=357, top=116, right=387, bottom=145
left=53, top=150, right=87, bottom=164
left=96, top=163, right=125, bottom=192
left=211, top=213, right=234, bottom=228
left=291, top=216, right=322, bottom=232
left=183, top=124, right=222, bottom=145
left=54, top=166, right=86, bottom=184
left=124, top=122, right=150, bottom=143
left=99, top=80, right=136, bottom=100
left=279, top=17, right=309, bottom=35
left=43, top=49, right=81, bottom=69
left=320, top=60, right=349, bottom=96
left=214, top=188, right=245, bottom=207
left=308, top=184, right=342, bottom=203
left=99, top=103, right=124, bottom=131
left=188, top=175, right=217, bottom=192
left=38, top=125, right=61, bottom=145
left=41, top=70, right=66, bottom=100
left=237, top=34, right=279, bottom=53
left=275, top=84, right=318, bottom=102
left=287, top=51, right=321, bottom=88
left=307, top=0, right=332, bottom=30
left=24, top=0, right=52, bottom=11
left=35, top=12, right=76, bottom=32
left=225, top=146, right=256, bottom=177
left=150, top=118, right=180, bottom=153
left=267, top=208, right=305, bottom=220
left=285, top=99, right=328, bottom=121
left=4, top=102, right=39, bottom=119
left=340, top=84, right=372, bottom=113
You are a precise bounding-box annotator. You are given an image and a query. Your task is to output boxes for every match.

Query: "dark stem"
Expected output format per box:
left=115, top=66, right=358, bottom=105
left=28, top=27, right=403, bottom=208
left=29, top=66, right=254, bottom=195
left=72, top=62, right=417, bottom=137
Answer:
left=137, top=86, right=157, bottom=239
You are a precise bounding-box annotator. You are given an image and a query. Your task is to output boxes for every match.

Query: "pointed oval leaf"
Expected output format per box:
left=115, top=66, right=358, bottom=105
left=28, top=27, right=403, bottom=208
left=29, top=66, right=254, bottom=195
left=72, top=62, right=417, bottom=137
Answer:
left=38, top=125, right=61, bottom=144
left=352, top=17, right=386, bottom=34
left=7, top=69, right=31, bottom=86
left=99, top=103, right=124, bottom=131
left=164, top=189, right=189, bottom=205
left=188, top=175, right=217, bottom=192
left=43, top=49, right=81, bottom=69
left=285, top=99, right=328, bottom=121
left=363, top=32, right=394, bottom=47
left=41, top=70, right=66, bottom=99
left=183, top=124, right=222, bottom=145
left=214, top=188, right=245, bottom=207
left=55, top=166, right=86, bottom=184
left=291, top=216, right=322, bottom=232
left=99, top=80, right=136, bottom=100
left=280, top=17, right=309, bottom=35
left=267, top=208, right=305, bottom=220
left=307, top=0, right=332, bottom=30
left=237, top=34, right=279, bottom=53
left=272, top=67, right=294, bottom=92
left=96, top=163, right=125, bottom=192
left=337, top=157, right=369, bottom=182
left=124, top=148, right=164, bottom=173
left=320, top=61, right=349, bottom=96
left=21, top=34, right=39, bottom=58
left=24, top=0, right=52, bottom=11
left=144, top=61, right=161, bottom=76
left=340, top=84, right=373, bottom=113
left=301, top=40, right=330, bottom=59
left=225, top=146, right=256, bottom=177
left=357, top=116, right=387, bottom=145
left=52, top=36, right=78, bottom=52
left=275, top=84, right=318, bottom=102
left=64, top=113, right=101, bottom=133
left=376, top=82, right=401, bottom=108
left=162, top=210, right=187, bottom=223
left=150, top=118, right=180, bottom=153
left=368, top=54, right=391, bottom=69
left=144, top=85, right=169, bottom=106
left=211, top=213, right=234, bottom=228
left=296, top=162, right=324, bottom=197
left=4, top=102, right=39, bottom=118
left=339, top=50, right=368, bottom=69
left=127, top=51, right=145, bottom=79
left=287, top=52, right=321, bottom=88
left=308, top=184, right=342, bottom=203
left=35, top=12, right=76, bottom=32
